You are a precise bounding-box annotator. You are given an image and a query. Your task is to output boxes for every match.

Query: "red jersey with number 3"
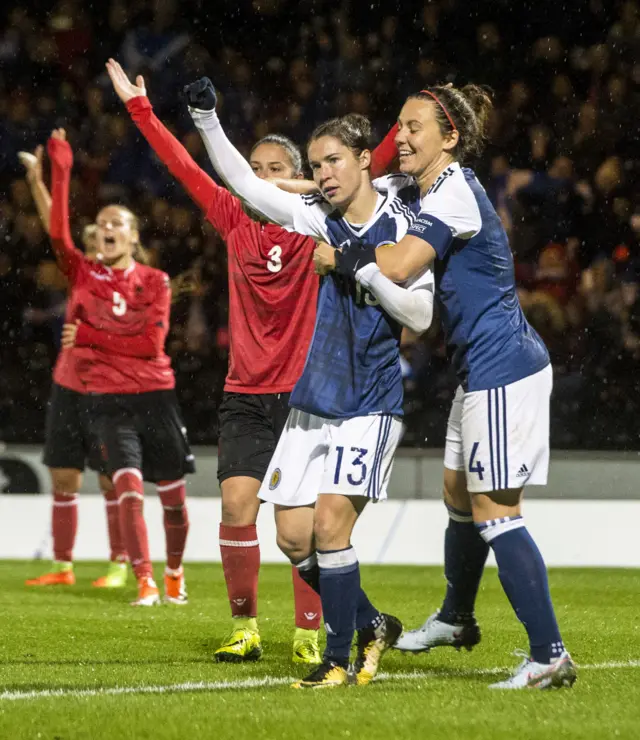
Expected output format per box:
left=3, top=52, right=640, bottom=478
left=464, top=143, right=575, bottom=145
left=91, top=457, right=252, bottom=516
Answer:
left=127, top=96, right=318, bottom=394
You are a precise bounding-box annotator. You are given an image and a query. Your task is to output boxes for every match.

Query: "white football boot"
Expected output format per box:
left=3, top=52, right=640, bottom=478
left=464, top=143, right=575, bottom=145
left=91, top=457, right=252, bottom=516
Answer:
left=489, top=650, right=577, bottom=689
left=394, top=612, right=481, bottom=653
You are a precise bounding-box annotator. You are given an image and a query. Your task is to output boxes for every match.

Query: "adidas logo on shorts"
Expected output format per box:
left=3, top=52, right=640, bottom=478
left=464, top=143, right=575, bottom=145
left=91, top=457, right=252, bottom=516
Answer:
left=516, top=463, right=529, bottom=478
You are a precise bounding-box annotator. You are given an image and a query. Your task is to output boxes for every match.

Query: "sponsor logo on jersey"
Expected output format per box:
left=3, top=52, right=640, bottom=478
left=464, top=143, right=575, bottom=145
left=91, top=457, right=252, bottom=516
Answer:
left=269, top=468, right=281, bottom=490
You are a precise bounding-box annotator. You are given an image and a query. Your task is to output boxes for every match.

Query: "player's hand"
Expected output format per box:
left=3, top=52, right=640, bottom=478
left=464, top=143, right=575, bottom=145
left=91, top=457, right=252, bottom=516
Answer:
left=335, top=243, right=378, bottom=279
left=18, top=145, right=44, bottom=184
left=106, top=58, right=146, bottom=103
left=313, top=242, right=337, bottom=275
left=183, top=77, right=217, bottom=110
left=61, top=320, right=80, bottom=349
left=47, top=129, right=73, bottom=170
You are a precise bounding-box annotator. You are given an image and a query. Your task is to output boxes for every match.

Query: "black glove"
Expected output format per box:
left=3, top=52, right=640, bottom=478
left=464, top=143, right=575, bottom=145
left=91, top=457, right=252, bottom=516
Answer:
left=183, top=77, right=217, bottom=111
left=335, top=244, right=377, bottom=279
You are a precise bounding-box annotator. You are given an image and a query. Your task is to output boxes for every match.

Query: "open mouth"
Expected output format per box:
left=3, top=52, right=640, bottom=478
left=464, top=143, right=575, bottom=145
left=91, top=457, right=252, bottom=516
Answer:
left=398, top=150, right=415, bottom=161
left=103, top=236, right=116, bottom=246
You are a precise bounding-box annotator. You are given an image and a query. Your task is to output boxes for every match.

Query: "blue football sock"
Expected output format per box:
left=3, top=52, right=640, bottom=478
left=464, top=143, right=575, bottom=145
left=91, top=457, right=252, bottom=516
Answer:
left=477, top=516, right=565, bottom=664
left=296, top=553, right=380, bottom=630
left=317, top=547, right=361, bottom=666
left=439, top=505, right=489, bottom=624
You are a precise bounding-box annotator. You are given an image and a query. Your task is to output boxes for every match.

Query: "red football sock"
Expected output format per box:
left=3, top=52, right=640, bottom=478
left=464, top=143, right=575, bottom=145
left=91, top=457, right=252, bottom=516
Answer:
left=102, top=488, right=127, bottom=562
left=219, top=524, right=260, bottom=618
left=157, top=479, right=189, bottom=571
left=292, top=564, right=322, bottom=630
left=114, top=468, right=152, bottom=580
left=52, top=492, right=78, bottom=562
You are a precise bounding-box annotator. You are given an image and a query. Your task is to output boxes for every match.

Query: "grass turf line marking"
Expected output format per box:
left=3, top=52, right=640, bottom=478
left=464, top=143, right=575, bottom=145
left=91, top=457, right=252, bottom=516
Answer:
left=1, top=660, right=639, bottom=702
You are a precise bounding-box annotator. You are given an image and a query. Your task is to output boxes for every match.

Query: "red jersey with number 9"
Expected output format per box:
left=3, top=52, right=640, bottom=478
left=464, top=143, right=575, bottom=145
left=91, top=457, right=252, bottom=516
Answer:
left=56, top=252, right=174, bottom=394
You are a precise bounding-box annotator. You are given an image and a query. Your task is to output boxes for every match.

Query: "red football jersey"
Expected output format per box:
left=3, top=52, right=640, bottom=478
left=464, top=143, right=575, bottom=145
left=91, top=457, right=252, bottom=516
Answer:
left=52, top=298, right=85, bottom=393
left=48, top=137, right=174, bottom=395
left=127, top=97, right=318, bottom=394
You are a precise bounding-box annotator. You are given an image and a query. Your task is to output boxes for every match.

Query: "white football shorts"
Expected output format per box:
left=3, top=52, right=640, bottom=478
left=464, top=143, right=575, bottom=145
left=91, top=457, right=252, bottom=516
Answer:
left=259, top=408, right=403, bottom=507
left=444, top=364, right=552, bottom=493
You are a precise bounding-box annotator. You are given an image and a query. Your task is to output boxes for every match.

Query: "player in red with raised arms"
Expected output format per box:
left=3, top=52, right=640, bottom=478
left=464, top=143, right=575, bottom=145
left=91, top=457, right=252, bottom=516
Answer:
left=105, top=58, right=323, bottom=661
left=43, top=128, right=194, bottom=606
left=20, top=147, right=128, bottom=590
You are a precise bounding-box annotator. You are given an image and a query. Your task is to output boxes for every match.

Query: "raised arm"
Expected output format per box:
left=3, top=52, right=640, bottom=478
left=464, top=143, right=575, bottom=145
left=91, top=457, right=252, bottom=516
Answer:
left=185, top=78, right=326, bottom=239
left=19, top=146, right=51, bottom=233
left=47, top=130, right=84, bottom=278
left=106, top=59, right=247, bottom=239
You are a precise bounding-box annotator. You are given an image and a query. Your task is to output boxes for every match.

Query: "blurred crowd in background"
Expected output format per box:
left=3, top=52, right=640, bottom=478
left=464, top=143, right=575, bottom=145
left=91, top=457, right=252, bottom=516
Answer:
left=1, top=0, right=639, bottom=449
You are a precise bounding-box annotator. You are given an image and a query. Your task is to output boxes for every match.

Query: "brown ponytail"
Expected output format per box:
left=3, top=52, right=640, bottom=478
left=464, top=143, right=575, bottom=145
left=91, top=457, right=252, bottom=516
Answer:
left=409, top=84, right=494, bottom=163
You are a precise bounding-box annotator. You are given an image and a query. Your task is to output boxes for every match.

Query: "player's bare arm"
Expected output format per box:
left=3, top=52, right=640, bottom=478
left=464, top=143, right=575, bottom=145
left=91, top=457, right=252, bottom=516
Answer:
left=314, top=234, right=435, bottom=283
left=19, top=145, right=52, bottom=233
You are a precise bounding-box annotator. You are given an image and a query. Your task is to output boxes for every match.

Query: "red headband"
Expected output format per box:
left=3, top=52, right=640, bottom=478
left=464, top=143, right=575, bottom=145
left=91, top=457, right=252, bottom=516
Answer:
left=420, top=89, right=458, bottom=133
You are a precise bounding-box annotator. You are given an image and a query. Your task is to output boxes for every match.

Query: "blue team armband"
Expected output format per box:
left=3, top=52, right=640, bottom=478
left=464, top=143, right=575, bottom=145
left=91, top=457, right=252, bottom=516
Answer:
left=407, top=213, right=454, bottom=260
left=335, top=243, right=377, bottom=279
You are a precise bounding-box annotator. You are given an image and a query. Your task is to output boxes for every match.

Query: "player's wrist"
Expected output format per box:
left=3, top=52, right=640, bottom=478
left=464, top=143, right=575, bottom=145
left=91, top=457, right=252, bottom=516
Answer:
left=335, top=244, right=377, bottom=280
left=354, top=261, right=380, bottom=288
left=74, top=323, right=92, bottom=347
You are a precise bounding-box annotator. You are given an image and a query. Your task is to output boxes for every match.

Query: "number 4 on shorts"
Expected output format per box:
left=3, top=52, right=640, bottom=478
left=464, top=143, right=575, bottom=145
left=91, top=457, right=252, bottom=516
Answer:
left=468, top=442, right=485, bottom=480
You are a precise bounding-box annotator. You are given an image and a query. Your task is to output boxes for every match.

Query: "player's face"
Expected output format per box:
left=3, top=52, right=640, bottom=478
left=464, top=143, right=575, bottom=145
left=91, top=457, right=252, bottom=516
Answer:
left=396, top=98, right=456, bottom=177
left=308, top=136, right=367, bottom=209
left=250, top=143, right=298, bottom=180
left=95, top=206, right=138, bottom=265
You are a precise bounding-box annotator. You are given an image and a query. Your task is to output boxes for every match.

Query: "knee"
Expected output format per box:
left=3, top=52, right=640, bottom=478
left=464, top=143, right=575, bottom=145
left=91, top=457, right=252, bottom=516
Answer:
left=313, top=509, right=348, bottom=551
left=276, top=531, right=311, bottom=564
left=220, top=479, right=260, bottom=527
left=443, top=470, right=471, bottom=513
left=221, top=498, right=256, bottom=527
left=50, top=468, right=82, bottom=494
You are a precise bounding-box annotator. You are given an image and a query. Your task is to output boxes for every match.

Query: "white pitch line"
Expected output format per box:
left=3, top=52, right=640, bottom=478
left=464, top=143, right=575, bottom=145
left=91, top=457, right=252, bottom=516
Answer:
left=1, top=660, right=639, bottom=702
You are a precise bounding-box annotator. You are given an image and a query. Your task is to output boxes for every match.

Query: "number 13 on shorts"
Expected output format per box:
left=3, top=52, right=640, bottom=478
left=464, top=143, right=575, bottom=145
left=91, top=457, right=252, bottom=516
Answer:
left=324, top=414, right=403, bottom=501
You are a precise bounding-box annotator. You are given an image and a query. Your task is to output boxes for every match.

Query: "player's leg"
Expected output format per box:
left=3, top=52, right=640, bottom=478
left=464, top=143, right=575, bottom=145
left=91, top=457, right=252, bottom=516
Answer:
left=87, top=391, right=129, bottom=590
left=95, top=395, right=158, bottom=606
left=268, top=393, right=323, bottom=662
left=92, top=474, right=128, bottom=588
left=467, top=367, right=575, bottom=689
left=27, top=386, right=84, bottom=586
left=395, top=387, right=487, bottom=652
left=214, top=393, right=273, bottom=661
left=293, top=414, right=404, bottom=688
left=137, top=390, right=194, bottom=606
left=273, top=503, right=321, bottom=664
left=156, top=478, right=189, bottom=604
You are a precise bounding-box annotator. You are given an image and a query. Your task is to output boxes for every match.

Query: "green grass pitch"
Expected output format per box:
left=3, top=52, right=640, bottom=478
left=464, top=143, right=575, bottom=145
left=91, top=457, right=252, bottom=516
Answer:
left=0, top=562, right=638, bottom=739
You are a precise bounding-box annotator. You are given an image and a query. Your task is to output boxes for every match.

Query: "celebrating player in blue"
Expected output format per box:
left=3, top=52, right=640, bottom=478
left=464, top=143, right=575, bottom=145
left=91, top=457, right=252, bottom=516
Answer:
left=185, top=77, right=434, bottom=688
left=315, top=84, right=577, bottom=690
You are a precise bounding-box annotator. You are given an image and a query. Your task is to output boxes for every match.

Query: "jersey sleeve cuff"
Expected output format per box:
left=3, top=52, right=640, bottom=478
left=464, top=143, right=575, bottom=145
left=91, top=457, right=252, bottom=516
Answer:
left=355, top=262, right=380, bottom=289
left=407, top=213, right=454, bottom=260
left=189, top=107, right=220, bottom=130
left=74, top=323, right=94, bottom=347
left=125, top=96, right=152, bottom=115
